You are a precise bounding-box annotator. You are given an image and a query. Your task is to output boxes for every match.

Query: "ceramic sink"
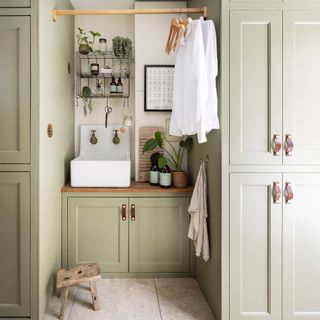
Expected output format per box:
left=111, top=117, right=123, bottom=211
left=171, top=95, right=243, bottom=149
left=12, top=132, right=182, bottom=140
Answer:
left=71, top=125, right=131, bottom=187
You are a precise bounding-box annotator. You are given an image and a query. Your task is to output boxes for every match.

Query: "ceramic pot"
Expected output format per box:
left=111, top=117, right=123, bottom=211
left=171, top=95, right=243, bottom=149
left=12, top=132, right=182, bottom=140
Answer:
left=172, top=171, right=188, bottom=188
left=79, top=44, right=90, bottom=55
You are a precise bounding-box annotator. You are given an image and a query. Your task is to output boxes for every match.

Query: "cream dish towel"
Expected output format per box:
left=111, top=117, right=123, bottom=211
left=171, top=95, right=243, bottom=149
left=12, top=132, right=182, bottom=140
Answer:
left=187, top=162, right=210, bottom=262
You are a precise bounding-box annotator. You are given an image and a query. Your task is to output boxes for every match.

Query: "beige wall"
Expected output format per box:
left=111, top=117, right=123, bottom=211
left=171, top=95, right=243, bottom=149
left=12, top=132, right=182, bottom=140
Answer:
left=38, top=0, right=75, bottom=318
left=187, top=0, right=221, bottom=319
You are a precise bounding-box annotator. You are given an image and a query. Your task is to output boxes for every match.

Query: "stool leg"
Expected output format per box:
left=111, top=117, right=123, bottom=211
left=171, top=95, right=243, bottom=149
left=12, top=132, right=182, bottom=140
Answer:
left=59, top=287, right=69, bottom=320
left=89, top=281, right=100, bottom=311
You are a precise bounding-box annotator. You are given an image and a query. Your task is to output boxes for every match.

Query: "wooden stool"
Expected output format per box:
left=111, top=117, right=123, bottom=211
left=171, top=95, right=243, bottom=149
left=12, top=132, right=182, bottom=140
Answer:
left=56, top=263, right=101, bottom=320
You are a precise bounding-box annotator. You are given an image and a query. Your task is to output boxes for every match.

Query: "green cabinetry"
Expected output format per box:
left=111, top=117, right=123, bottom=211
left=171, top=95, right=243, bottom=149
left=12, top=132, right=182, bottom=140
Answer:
left=0, top=16, right=30, bottom=164
left=0, top=172, right=30, bottom=317
left=0, top=0, right=30, bottom=7
left=63, top=189, right=192, bottom=276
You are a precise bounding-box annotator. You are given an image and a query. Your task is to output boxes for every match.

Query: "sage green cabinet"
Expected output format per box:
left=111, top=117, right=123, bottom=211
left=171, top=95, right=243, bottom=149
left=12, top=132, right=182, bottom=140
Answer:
left=230, top=173, right=282, bottom=320
left=283, top=11, right=320, bottom=165
left=0, top=16, right=30, bottom=164
left=68, top=198, right=128, bottom=273
left=0, top=0, right=30, bottom=7
left=0, top=172, right=30, bottom=317
left=129, top=197, right=190, bottom=273
left=65, top=195, right=191, bottom=275
left=230, top=11, right=282, bottom=165
left=283, top=174, right=320, bottom=319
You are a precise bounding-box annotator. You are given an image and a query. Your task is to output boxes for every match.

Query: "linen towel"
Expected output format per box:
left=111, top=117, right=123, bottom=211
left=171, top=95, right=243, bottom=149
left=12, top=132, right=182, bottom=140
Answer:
left=187, top=162, right=209, bottom=261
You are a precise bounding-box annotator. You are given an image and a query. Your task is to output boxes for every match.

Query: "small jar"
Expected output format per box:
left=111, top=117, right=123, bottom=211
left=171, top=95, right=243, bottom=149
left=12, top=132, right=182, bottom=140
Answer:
left=81, top=61, right=91, bottom=76
left=91, top=63, right=99, bottom=76
left=99, top=38, right=107, bottom=53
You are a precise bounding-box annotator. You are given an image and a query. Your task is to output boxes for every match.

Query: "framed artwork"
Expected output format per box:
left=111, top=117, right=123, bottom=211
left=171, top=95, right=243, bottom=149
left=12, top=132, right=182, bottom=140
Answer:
left=144, top=65, right=174, bottom=112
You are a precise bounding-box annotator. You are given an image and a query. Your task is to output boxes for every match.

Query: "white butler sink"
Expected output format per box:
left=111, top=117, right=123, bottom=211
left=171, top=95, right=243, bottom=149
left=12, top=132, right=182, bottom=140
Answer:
left=71, top=125, right=131, bottom=187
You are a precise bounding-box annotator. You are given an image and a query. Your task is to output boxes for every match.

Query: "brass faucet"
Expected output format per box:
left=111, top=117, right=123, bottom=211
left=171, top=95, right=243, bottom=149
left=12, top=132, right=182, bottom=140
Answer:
left=112, top=130, right=120, bottom=145
left=90, top=130, right=98, bottom=145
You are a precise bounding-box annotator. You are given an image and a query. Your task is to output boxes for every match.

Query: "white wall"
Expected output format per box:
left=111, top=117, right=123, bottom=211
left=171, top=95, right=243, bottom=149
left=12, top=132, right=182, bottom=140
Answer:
left=38, top=0, right=75, bottom=317
left=134, top=1, right=186, bottom=179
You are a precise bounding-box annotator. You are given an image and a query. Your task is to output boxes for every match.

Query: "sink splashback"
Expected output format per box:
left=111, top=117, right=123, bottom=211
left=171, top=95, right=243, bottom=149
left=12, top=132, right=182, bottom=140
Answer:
left=79, top=124, right=130, bottom=160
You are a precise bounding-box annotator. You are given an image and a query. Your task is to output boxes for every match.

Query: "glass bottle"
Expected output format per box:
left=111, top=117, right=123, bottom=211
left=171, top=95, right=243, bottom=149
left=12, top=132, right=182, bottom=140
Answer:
left=149, top=162, right=159, bottom=186
left=95, top=79, right=103, bottom=96
left=116, top=78, right=123, bottom=94
left=159, top=165, right=172, bottom=188
left=110, top=76, right=117, bottom=93
left=99, top=38, right=107, bottom=53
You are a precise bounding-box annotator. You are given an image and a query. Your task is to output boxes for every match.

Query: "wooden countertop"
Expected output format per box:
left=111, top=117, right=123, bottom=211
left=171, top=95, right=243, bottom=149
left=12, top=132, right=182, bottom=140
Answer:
left=62, top=181, right=193, bottom=194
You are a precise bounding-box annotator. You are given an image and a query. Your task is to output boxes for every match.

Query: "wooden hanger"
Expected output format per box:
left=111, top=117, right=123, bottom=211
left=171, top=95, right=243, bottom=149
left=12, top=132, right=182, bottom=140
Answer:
left=165, top=18, right=189, bottom=55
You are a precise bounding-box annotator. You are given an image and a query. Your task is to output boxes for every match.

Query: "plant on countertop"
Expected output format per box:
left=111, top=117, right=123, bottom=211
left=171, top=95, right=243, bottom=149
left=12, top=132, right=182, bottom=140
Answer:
left=81, top=86, right=93, bottom=116
left=143, top=131, right=193, bottom=171
left=77, top=27, right=101, bottom=54
left=112, top=36, right=133, bottom=59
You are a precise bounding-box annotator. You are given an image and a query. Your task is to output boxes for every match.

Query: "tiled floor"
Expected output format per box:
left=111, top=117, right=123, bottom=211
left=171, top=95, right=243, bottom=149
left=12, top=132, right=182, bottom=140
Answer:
left=43, top=278, right=215, bottom=320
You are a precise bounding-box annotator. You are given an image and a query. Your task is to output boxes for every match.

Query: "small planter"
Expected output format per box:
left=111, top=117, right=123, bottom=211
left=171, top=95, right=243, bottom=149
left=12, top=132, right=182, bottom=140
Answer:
left=172, top=171, right=188, bottom=188
left=79, top=44, right=90, bottom=55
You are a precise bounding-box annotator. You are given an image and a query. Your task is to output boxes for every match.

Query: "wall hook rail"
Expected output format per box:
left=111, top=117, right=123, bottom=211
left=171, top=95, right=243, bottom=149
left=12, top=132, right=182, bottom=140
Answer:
left=52, top=7, right=208, bottom=22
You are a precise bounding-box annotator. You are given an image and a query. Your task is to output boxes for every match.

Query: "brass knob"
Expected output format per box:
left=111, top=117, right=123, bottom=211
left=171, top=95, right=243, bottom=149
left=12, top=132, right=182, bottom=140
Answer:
left=112, top=130, right=120, bottom=145
left=90, top=130, right=98, bottom=145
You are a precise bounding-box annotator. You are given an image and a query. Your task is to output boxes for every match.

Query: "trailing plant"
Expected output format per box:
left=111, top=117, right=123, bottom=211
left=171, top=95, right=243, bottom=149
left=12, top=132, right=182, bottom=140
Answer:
left=81, top=86, right=93, bottom=116
left=112, top=36, right=133, bottom=59
left=76, top=27, right=101, bottom=52
left=143, top=131, right=193, bottom=171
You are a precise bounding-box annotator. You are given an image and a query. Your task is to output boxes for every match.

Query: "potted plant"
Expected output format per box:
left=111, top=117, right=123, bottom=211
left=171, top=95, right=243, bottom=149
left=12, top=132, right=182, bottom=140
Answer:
left=76, top=27, right=101, bottom=54
left=112, top=36, right=133, bottom=58
left=81, top=86, right=93, bottom=116
left=143, top=131, right=193, bottom=188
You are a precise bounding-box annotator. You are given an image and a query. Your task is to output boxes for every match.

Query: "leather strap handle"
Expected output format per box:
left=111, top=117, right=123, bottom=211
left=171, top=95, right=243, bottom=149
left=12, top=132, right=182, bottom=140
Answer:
left=121, top=204, right=126, bottom=221
left=131, top=204, right=136, bottom=221
left=272, top=182, right=281, bottom=204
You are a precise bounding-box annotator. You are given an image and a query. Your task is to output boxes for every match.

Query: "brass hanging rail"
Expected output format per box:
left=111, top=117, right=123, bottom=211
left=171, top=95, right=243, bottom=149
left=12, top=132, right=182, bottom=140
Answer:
left=52, top=7, right=208, bottom=22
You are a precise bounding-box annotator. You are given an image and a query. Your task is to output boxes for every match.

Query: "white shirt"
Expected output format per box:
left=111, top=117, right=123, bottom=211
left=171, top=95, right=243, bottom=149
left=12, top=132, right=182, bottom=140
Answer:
left=169, top=18, right=219, bottom=143
left=170, top=19, right=209, bottom=143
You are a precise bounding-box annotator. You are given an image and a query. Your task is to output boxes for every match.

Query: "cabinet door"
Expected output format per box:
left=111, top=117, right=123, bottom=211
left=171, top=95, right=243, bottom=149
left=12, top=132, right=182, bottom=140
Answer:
left=0, top=16, right=30, bottom=163
left=230, top=173, right=282, bottom=320
left=283, top=12, right=320, bottom=164
left=0, top=172, right=30, bottom=317
left=129, top=197, right=190, bottom=273
left=283, top=174, right=320, bottom=319
left=68, top=198, right=128, bottom=273
left=230, top=11, right=282, bottom=165
left=0, top=0, right=30, bottom=7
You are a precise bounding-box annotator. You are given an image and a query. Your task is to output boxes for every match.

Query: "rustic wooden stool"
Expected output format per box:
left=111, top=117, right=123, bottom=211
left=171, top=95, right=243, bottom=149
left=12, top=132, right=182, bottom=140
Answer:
left=56, top=263, right=101, bottom=320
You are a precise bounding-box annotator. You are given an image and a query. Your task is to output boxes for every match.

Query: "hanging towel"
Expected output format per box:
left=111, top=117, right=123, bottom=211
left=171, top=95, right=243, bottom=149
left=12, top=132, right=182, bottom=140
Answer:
left=187, top=162, right=209, bottom=262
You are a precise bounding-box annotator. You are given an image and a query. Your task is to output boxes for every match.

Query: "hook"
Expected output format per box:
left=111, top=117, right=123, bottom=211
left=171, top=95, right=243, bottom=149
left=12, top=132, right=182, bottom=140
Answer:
left=200, top=155, right=209, bottom=163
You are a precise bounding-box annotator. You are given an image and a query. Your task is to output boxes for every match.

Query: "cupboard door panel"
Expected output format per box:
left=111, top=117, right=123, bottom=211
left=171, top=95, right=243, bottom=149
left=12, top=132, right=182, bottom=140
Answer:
left=230, top=11, right=282, bottom=165
left=230, top=173, right=282, bottom=320
left=129, top=197, right=190, bottom=273
left=0, top=0, right=30, bottom=7
left=68, top=198, right=128, bottom=273
left=283, top=174, right=320, bottom=319
left=283, top=12, right=320, bottom=164
left=0, top=172, right=30, bottom=317
left=0, top=16, right=30, bottom=163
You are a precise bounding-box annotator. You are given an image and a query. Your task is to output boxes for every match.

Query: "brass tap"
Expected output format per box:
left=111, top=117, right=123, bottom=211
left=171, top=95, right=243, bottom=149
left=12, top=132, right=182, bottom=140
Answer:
left=112, top=130, right=120, bottom=145
left=90, top=130, right=98, bottom=145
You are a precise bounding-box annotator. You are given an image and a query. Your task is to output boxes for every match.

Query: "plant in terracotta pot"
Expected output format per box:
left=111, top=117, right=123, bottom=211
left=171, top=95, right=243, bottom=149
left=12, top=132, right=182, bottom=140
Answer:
left=143, top=131, right=193, bottom=188
left=77, top=27, right=101, bottom=54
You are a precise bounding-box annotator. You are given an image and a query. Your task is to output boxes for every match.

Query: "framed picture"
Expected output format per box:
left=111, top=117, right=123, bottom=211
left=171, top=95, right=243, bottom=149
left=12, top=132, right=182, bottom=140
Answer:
left=144, top=65, right=174, bottom=112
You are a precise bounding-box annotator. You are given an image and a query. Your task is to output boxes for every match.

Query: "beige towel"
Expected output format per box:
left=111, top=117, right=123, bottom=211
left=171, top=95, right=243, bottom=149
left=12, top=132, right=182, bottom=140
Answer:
left=187, top=162, right=209, bottom=261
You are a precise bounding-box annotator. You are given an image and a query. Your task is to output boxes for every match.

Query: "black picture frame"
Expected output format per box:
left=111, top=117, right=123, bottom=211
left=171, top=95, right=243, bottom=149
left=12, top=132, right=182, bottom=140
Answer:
left=144, top=64, right=174, bottom=112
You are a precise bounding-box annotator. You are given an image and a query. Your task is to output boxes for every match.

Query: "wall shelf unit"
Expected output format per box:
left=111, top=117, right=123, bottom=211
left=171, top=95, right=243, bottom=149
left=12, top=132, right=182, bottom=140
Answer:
left=75, top=51, right=132, bottom=99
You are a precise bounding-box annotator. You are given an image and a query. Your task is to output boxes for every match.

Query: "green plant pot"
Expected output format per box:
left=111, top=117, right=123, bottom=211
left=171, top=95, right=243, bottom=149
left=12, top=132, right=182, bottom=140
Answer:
left=79, top=44, right=90, bottom=55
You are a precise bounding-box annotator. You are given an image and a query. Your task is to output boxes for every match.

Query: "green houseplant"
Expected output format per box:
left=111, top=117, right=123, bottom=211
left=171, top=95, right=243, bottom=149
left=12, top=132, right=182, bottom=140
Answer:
left=81, top=86, right=93, bottom=116
left=143, top=131, right=193, bottom=188
left=77, top=27, right=101, bottom=54
left=112, top=36, right=133, bottom=78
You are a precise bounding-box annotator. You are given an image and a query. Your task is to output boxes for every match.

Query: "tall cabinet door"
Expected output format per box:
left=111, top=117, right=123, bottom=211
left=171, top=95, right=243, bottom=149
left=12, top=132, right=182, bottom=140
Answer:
left=129, top=197, right=190, bottom=273
left=283, top=12, right=320, bottom=164
left=0, top=16, right=30, bottom=163
left=0, top=172, right=30, bottom=317
left=230, top=173, right=282, bottom=320
left=283, top=174, right=320, bottom=319
left=230, top=11, right=282, bottom=165
left=68, top=198, right=129, bottom=273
